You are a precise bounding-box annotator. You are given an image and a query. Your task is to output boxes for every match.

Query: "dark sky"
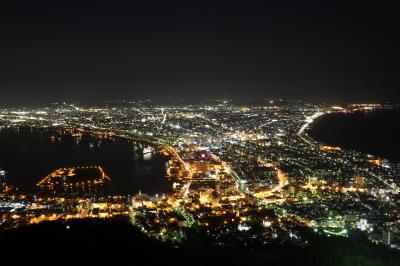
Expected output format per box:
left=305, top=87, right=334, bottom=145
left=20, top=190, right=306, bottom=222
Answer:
left=0, top=1, right=399, bottom=103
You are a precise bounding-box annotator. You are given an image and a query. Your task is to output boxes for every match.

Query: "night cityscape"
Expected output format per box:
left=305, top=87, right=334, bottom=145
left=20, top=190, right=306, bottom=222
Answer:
left=1, top=1, right=400, bottom=265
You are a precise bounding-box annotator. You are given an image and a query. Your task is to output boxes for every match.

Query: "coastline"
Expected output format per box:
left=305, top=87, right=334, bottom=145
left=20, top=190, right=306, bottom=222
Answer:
left=306, top=109, right=400, bottom=164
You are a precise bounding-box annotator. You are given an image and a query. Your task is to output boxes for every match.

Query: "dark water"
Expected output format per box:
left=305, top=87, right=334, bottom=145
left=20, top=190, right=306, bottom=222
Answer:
left=0, top=128, right=171, bottom=194
left=308, top=110, right=400, bottom=162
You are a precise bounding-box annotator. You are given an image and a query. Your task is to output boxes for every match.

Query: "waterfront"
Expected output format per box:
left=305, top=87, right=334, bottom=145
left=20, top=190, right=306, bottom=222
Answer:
left=308, top=110, right=400, bottom=163
left=0, top=127, right=171, bottom=194
left=1, top=101, right=400, bottom=252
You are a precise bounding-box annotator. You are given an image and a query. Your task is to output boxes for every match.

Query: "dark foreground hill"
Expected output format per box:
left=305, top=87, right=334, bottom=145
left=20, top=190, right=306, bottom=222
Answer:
left=0, top=218, right=399, bottom=266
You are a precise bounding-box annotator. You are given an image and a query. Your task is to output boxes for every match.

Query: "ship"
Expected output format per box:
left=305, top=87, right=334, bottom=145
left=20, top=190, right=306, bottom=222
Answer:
left=143, top=146, right=154, bottom=155
left=0, top=169, right=6, bottom=186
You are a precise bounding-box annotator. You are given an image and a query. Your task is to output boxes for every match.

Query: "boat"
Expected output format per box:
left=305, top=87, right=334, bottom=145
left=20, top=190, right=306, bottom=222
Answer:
left=143, top=146, right=154, bottom=155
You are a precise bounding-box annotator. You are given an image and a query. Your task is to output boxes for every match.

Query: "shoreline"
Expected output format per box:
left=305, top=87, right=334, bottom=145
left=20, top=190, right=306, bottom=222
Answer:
left=306, top=109, right=400, bottom=164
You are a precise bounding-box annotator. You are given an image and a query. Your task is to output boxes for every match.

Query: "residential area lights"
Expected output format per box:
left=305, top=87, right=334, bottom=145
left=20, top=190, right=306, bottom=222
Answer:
left=0, top=101, right=399, bottom=248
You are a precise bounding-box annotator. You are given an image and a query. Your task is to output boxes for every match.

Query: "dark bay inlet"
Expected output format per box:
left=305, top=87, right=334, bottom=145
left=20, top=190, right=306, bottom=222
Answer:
left=0, top=127, right=171, bottom=194
left=308, top=109, right=400, bottom=163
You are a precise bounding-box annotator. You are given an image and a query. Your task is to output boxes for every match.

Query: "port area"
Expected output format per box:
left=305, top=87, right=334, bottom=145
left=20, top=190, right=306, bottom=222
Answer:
left=36, top=166, right=111, bottom=194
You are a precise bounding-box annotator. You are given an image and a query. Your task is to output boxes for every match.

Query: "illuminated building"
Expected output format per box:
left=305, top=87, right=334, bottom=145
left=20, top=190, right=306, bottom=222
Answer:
left=199, top=188, right=213, bottom=204
left=132, top=192, right=155, bottom=209
left=383, top=230, right=392, bottom=246
left=192, top=161, right=210, bottom=173
left=354, top=176, right=365, bottom=187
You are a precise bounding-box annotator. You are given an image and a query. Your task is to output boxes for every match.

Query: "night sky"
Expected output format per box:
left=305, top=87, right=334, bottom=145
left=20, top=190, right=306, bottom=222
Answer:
left=0, top=1, right=399, bottom=103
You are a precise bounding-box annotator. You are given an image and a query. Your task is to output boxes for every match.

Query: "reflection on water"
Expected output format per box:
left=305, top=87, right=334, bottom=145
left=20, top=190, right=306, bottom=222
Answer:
left=0, top=127, right=171, bottom=194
